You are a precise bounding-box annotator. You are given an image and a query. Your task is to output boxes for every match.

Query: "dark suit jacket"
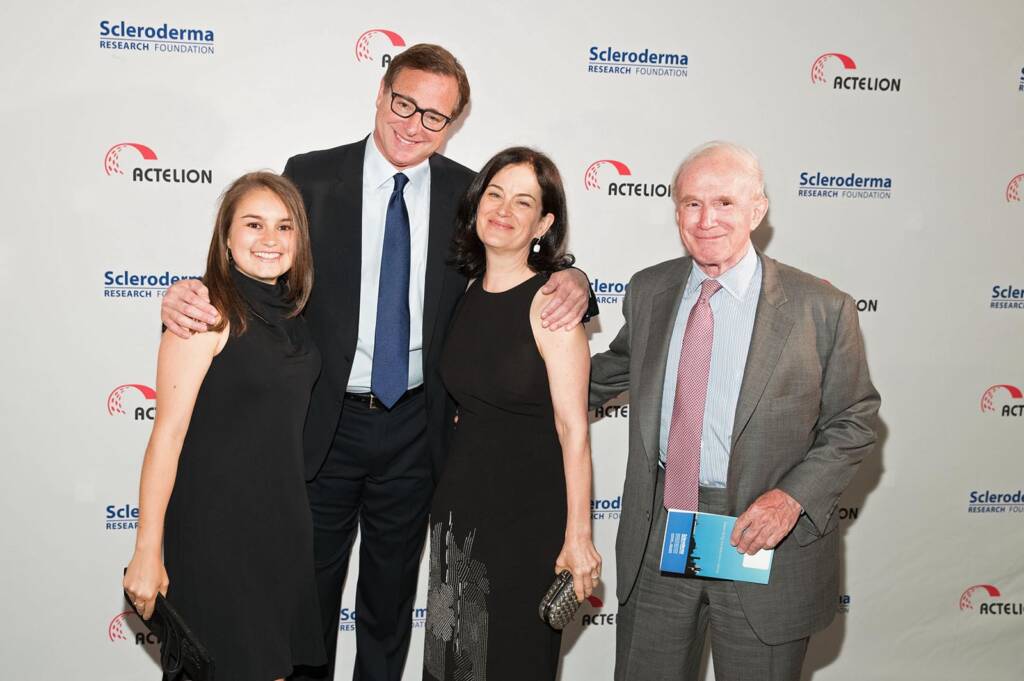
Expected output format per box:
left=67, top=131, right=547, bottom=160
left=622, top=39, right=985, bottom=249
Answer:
left=283, top=138, right=476, bottom=482
left=590, top=252, right=881, bottom=644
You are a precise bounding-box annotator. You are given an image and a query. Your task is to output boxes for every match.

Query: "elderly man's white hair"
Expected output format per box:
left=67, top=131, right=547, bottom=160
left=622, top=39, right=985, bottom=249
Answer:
left=671, top=141, right=766, bottom=203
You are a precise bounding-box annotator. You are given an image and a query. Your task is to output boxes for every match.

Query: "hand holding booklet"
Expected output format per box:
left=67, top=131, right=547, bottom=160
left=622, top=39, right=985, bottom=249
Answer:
left=660, top=510, right=774, bottom=584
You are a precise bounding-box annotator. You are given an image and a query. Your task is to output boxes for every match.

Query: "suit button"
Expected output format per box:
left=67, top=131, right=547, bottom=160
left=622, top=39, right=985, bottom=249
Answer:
left=645, top=511, right=651, bottom=519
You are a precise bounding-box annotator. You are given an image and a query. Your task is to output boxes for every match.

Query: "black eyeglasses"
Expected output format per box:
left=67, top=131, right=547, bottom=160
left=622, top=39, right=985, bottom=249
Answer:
left=389, top=92, right=453, bottom=132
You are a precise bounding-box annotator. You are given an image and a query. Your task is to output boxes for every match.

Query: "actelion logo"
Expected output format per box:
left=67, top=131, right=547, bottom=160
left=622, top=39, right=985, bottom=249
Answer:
left=104, top=143, right=212, bottom=185
left=980, top=384, right=1024, bottom=417
left=811, top=53, right=856, bottom=82
left=593, top=404, right=628, bottom=419
left=104, top=143, right=157, bottom=174
left=810, top=52, right=900, bottom=92
left=587, top=45, right=688, bottom=78
left=109, top=610, right=158, bottom=645
left=98, top=19, right=215, bottom=55
left=580, top=595, right=615, bottom=626
left=355, top=29, right=406, bottom=68
left=108, top=384, right=156, bottom=420
left=837, top=507, right=860, bottom=522
left=585, top=160, right=630, bottom=190
left=819, top=280, right=878, bottom=313
left=1006, top=173, right=1023, bottom=202
left=959, top=584, right=1023, bottom=615
left=584, top=160, right=671, bottom=198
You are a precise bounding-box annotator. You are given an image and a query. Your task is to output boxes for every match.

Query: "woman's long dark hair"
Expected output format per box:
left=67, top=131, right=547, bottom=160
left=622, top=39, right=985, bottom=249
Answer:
left=204, top=172, right=313, bottom=335
left=450, top=147, right=574, bottom=279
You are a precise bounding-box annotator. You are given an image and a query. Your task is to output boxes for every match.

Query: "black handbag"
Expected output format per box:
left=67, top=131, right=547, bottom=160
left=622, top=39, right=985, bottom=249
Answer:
left=538, top=570, right=582, bottom=630
left=123, top=585, right=215, bottom=681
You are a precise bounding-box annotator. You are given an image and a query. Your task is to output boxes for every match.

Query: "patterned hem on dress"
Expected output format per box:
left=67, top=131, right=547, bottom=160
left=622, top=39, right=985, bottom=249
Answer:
left=424, top=512, right=491, bottom=681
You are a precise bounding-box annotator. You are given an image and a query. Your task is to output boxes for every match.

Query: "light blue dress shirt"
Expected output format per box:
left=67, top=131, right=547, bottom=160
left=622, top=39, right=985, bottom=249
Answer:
left=659, top=246, right=762, bottom=487
left=349, top=136, right=431, bottom=392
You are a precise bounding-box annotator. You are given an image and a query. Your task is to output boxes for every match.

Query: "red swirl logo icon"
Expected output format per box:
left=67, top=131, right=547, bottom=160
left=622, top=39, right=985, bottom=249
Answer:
left=355, top=29, right=406, bottom=62
left=811, top=53, right=857, bottom=84
left=108, top=610, right=135, bottom=641
left=1006, top=173, right=1024, bottom=202
left=959, top=584, right=1000, bottom=611
left=980, top=384, right=1023, bottom=413
left=108, top=384, right=157, bottom=415
left=584, top=160, right=632, bottom=191
left=104, top=143, right=157, bottom=175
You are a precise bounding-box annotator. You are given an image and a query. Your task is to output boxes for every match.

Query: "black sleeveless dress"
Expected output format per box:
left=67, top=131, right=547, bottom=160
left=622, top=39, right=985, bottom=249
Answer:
left=424, top=273, right=567, bottom=681
left=163, top=268, right=325, bottom=681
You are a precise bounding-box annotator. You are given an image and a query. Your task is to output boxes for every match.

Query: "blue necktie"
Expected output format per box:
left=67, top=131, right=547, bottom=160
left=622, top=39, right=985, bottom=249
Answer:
left=371, top=173, right=411, bottom=409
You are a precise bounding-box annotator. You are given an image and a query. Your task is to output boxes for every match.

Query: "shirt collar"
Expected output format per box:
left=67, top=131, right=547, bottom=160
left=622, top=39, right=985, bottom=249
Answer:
left=364, top=133, right=431, bottom=191
left=685, top=244, right=760, bottom=301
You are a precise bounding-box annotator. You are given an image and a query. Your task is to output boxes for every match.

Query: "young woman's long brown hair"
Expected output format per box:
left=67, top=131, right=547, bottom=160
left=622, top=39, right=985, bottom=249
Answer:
left=204, top=172, right=313, bottom=335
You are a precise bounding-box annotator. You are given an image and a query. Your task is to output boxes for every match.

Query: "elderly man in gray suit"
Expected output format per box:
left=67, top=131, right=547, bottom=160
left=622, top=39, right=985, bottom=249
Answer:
left=590, top=141, right=880, bottom=680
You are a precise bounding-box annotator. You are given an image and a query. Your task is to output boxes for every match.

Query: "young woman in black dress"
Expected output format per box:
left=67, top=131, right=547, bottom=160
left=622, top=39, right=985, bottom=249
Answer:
left=123, top=172, right=325, bottom=681
left=423, top=148, right=601, bottom=681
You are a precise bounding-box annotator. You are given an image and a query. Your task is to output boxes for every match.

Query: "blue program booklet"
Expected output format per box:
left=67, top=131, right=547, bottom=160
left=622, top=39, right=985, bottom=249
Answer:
left=659, top=510, right=773, bottom=584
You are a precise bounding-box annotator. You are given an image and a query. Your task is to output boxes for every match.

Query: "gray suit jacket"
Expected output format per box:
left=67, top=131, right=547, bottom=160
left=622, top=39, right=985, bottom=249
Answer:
left=590, top=252, right=880, bottom=644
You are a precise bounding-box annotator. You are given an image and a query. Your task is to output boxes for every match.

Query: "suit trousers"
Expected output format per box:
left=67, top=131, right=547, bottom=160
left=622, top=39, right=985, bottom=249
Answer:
left=295, top=391, right=434, bottom=681
left=614, top=473, right=808, bottom=681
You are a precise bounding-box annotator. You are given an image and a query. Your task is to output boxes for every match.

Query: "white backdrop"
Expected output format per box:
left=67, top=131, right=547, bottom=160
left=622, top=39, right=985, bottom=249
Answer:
left=1, top=1, right=1023, bottom=679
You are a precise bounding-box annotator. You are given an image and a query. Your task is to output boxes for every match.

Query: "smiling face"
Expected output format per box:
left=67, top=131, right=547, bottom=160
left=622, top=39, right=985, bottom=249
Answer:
left=372, top=68, right=460, bottom=169
left=475, top=163, right=554, bottom=263
left=226, top=188, right=296, bottom=284
left=674, top=150, right=768, bottom=277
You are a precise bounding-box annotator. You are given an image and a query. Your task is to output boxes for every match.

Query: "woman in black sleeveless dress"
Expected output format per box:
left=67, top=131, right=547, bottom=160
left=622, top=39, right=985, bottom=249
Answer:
left=424, top=148, right=601, bottom=681
left=124, top=172, right=325, bottom=681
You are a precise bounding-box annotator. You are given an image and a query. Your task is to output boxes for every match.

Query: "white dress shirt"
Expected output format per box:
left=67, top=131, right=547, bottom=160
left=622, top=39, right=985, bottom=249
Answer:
left=347, top=136, right=431, bottom=393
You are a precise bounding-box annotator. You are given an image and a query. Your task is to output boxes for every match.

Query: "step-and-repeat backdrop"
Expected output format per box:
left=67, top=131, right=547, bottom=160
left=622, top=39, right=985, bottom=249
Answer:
left=2, top=1, right=1022, bottom=678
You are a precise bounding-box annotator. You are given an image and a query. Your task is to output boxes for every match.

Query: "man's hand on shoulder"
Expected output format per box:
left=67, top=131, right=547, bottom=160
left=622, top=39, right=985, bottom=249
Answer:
left=539, top=268, right=591, bottom=331
left=161, top=279, right=220, bottom=339
left=730, top=488, right=802, bottom=555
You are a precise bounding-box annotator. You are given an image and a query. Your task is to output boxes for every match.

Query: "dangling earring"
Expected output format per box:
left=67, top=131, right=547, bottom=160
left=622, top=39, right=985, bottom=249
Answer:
left=531, top=238, right=542, bottom=254
left=227, top=247, right=234, bottom=263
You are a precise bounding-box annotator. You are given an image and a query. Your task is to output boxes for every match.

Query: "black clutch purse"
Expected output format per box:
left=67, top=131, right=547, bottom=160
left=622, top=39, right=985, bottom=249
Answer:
left=123, top=584, right=215, bottom=681
left=538, top=570, right=581, bottom=630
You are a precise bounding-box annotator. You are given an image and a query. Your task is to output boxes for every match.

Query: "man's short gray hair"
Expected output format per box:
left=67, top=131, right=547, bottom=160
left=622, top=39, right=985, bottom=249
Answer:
left=671, top=141, right=766, bottom=204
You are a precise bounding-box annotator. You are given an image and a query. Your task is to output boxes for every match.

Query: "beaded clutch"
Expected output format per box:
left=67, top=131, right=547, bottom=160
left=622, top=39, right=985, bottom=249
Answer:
left=538, top=570, right=581, bottom=630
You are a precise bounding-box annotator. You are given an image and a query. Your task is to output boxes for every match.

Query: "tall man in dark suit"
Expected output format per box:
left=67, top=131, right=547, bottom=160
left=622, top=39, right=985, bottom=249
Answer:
left=590, top=141, right=880, bottom=680
left=160, top=44, right=593, bottom=681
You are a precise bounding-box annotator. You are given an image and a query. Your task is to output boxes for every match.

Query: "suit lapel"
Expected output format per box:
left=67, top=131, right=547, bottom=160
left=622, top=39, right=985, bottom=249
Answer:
left=422, top=155, right=459, bottom=361
left=730, top=254, right=794, bottom=446
left=637, top=258, right=691, bottom=463
left=323, top=140, right=365, bottom=350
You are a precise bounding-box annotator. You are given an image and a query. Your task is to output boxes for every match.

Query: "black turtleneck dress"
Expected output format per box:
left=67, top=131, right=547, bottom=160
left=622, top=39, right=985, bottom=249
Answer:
left=163, top=269, right=325, bottom=680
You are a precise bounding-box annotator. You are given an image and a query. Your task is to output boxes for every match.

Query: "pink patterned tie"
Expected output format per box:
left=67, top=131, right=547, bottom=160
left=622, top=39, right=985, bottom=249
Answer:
left=664, top=278, right=722, bottom=511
